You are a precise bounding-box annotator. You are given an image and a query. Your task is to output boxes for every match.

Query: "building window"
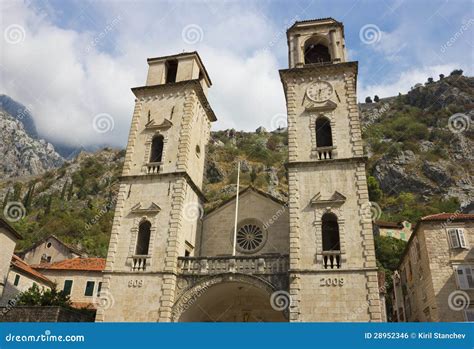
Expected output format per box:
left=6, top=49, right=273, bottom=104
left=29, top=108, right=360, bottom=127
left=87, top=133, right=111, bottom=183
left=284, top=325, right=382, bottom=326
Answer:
left=63, top=280, right=73, bottom=296
left=135, top=220, right=151, bottom=255
left=322, top=213, right=340, bottom=251
left=84, top=281, right=95, bottom=297
left=165, top=59, right=178, bottom=83
left=400, top=232, right=406, bottom=240
left=455, top=265, right=474, bottom=289
left=13, top=274, right=20, bottom=286
left=195, top=145, right=201, bottom=158
left=448, top=228, right=468, bottom=249
left=315, top=117, right=333, bottom=148
left=46, top=242, right=52, bottom=248
left=149, top=135, right=164, bottom=163
left=97, top=282, right=102, bottom=296
left=304, top=41, right=331, bottom=64
left=465, top=309, right=474, bottom=322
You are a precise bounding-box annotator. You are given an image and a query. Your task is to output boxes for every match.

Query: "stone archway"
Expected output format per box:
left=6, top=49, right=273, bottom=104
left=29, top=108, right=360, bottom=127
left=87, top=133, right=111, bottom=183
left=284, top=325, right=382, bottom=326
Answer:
left=171, top=274, right=288, bottom=322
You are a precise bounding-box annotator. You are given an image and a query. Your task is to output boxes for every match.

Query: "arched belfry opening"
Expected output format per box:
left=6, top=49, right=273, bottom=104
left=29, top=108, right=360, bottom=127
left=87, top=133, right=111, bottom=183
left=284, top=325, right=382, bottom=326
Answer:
left=136, top=220, right=151, bottom=255
left=322, top=213, right=340, bottom=251
left=150, top=135, right=164, bottom=163
left=315, top=117, right=333, bottom=147
left=304, top=36, right=331, bottom=64
left=321, top=212, right=341, bottom=269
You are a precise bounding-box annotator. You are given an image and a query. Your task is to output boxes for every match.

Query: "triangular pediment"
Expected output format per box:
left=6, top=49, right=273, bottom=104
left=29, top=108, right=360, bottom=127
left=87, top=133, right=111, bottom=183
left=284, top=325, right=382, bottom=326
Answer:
left=311, top=191, right=346, bottom=206
left=145, top=118, right=173, bottom=130
left=130, top=202, right=161, bottom=214
left=304, top=100, right=337, bottom=112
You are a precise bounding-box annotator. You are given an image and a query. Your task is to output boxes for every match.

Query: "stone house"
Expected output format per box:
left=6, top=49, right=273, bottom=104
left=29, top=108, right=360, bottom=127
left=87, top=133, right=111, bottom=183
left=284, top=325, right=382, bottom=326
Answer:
left=19, top=235, right=83, bottom=265
left=0, top=218, right=23, bottom=297
left=32, top=258, right=105, bottom=309
left=392, top=213, right=474, bottom=322
left=1, top=255, right=54, bottom=306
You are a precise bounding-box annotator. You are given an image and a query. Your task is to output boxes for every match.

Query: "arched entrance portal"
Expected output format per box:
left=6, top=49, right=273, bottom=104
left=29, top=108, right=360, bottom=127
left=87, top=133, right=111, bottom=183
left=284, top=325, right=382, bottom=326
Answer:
left=173, top=275, right=288, bottom=322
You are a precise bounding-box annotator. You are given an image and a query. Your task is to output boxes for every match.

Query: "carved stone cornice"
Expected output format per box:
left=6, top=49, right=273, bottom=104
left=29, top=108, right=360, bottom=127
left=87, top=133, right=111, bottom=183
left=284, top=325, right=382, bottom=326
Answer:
left=145, top=118, right=173, bottom=130
left=130, top=202, right=161, bottom=214
left=310, top=191, right=346, bottom=206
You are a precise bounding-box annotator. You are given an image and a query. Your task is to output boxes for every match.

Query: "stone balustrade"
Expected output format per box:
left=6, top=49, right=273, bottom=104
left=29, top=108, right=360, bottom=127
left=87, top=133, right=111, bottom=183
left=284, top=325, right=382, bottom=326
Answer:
left=177, top=254, right=289, bottom=275
left=322, top=251, right=341, bottom=269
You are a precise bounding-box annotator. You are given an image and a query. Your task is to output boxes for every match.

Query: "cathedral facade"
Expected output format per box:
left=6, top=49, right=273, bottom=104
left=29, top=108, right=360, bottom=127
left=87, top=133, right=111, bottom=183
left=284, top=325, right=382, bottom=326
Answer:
left=96, top=18, right=382, bottom=322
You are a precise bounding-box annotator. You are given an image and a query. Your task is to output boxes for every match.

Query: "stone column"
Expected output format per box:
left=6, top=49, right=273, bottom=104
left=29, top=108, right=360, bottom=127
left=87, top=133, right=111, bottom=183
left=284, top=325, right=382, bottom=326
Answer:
left=295, top=34, right=303, bottom=67
left=329, top=29, right=339, bottom=61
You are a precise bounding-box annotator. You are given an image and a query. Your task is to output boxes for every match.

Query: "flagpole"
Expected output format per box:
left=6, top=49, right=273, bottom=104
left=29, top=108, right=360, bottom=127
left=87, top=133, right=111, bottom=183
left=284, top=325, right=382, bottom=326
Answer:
left=232, top=161, right=240, bottom=256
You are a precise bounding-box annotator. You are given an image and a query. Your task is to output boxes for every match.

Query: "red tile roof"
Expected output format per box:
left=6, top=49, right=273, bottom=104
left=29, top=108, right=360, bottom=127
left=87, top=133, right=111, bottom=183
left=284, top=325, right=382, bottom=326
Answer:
left=11, top=255, right=53, bottom=285
left=32, top=258, right=105, bottom=272
left=421, top=213, right=474, bottom=222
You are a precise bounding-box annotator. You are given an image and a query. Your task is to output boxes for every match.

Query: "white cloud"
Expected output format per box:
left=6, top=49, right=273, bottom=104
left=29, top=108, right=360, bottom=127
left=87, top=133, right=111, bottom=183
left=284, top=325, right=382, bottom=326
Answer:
left=0, top=1, right=286, bottom=148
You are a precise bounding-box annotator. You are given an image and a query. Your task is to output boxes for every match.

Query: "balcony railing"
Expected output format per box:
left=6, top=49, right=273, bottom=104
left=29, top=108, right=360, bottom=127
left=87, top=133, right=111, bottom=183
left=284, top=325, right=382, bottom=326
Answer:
left=177, top=254, right=289, bottom=275
left=322, top=251, right=341, bottom=269
left=131, top=255, right=150, bottom=271
left=146, top=162, right=162, bottom=174
left=315, top=146, right=334, bottom=160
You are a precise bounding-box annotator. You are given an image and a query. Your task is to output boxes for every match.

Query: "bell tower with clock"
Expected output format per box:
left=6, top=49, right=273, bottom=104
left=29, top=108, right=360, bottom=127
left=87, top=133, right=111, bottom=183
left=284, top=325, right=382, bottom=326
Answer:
left=280, top=18, right=382, bottom=321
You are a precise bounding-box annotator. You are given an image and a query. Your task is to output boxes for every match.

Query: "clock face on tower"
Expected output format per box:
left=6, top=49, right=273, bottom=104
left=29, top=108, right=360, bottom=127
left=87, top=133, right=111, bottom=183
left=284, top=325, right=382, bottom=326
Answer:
left=306, top=81, right=333, bottom=102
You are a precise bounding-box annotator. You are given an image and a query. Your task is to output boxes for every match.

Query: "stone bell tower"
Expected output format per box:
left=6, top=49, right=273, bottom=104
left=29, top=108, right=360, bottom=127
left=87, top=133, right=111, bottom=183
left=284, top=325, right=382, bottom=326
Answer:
left=96, top=52, right=216, bottom=322
left=280, top=18, right=382, bottom=321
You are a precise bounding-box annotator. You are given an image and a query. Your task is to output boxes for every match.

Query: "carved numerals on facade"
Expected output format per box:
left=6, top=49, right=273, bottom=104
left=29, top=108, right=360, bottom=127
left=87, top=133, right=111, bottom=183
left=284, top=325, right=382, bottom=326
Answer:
left=319, top=277, right=344, bottom=287
left=128, top=280, right=144, bottom=288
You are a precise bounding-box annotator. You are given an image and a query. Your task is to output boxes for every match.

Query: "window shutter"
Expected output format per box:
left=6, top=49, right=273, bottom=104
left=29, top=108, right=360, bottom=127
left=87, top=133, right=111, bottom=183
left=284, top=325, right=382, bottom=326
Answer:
left=465, top=309, right=474, bottom=322
left=456, top=266, right=470, bottom=290
left=466, top=267, right=474, bottom=289
left=457, top=229, right=468, bottom=248
left=448, top=229, right=460, bottom=248
left=63, top=280, right=73, bottom=296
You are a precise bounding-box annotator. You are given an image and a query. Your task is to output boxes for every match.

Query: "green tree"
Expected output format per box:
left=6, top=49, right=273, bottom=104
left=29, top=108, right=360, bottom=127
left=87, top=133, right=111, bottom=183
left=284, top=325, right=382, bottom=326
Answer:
left=2, top=188, right=10, bottom=208
left=60, top=180, right=68, bottom=199
left=13, top=182, right=23, bottom=201
left=367, top=176, right=382, bottom=202
left=16, top=283, right=72, bottom=307
left=67, top=182, right=74, bottom=201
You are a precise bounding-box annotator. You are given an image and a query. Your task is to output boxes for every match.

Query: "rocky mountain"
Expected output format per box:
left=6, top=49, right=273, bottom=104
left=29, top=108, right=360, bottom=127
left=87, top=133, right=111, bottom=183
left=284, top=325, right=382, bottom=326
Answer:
left=0, top=148, right=124, bottom=256
left=360, top=73, right=473, bottom=220
left=0, top=95, right=38, bottom=139
left=0, top=111, right=64, bottom=179
left=0, top=72, right=472, bottom=256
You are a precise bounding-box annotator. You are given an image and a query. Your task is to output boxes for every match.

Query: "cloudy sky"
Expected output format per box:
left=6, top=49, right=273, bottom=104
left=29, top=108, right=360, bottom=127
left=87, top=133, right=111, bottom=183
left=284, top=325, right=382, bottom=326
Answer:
left=1, top=0, right=473, bottom=148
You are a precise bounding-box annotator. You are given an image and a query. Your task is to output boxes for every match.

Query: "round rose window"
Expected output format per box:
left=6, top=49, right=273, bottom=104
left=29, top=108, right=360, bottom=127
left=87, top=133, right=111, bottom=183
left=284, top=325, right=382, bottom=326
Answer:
left=236, top=224, right=265, bottom=253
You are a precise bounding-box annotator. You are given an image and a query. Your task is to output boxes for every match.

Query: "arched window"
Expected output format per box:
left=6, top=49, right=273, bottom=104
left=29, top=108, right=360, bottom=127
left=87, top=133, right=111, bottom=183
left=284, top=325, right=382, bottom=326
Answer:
left=135, top=220, right=151, bottom=255
left=150, top=135, right=164, bottom=163
left=304, top=43, right=331, bottom=64
left=316, top=117, right=333, bottom=147
left=322, top=213, right=340, bottom=251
